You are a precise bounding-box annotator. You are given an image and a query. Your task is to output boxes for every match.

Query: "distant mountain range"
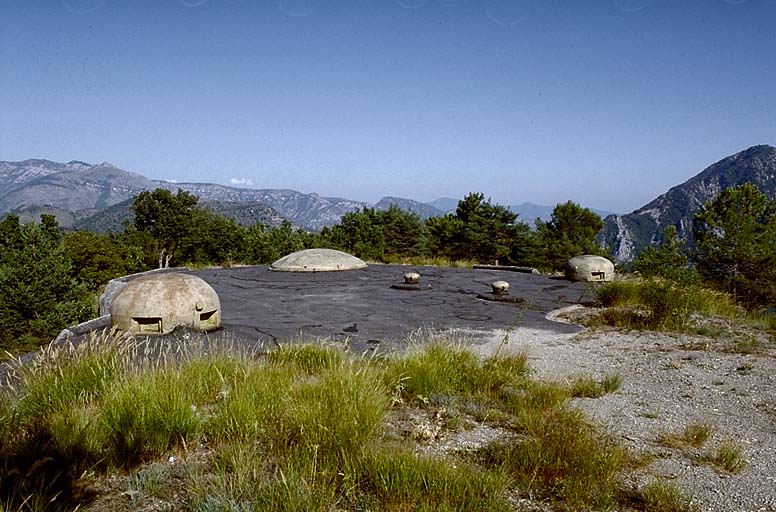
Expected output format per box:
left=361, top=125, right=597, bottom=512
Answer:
left=5, top=200, right=291, bottom=233
left=0, top=160, right=155, bottom=212
left=599, top=145, right=776, bottom=261
left=0, top=158, right=611, bottom=232
left=0, top=160, right=440, bottom=231
left=5, top=145, right=773, bottom=257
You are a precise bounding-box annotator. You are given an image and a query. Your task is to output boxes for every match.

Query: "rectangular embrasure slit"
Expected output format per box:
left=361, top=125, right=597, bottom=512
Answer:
left=200, top=310, right=217, bottom=329
left=133, top=317, right=162, bottom=333
left=591, top=271, right=606, bottom=280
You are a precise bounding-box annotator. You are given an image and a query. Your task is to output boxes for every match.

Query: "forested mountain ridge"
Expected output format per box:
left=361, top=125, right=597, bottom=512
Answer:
left=151, top=181, right=367, bottom=231
left=66, top=199, right=290, bottom=234
left=600, top=145, right=776, bottom=262
left=0, top=160, right=432, bottom=231
left=374, top=196, right=444, bottom=219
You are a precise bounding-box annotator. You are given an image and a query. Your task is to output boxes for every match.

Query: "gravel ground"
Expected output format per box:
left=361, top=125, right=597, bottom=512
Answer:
left=470, top=306, right=776, bottom=512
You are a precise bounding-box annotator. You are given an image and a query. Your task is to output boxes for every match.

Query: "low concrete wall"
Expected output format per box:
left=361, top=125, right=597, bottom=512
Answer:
left=473, top=265, right=540, bottom=274
left=53, top=315, right=112, bottom=345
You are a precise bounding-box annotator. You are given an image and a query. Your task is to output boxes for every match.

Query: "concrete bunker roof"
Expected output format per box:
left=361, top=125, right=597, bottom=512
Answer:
left=271, top=248, right=368, bottom=272
left=194, top=264, right=597, bottom=352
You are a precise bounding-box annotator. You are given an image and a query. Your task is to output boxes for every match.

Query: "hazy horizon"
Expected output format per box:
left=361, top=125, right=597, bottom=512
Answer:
left=2, top=1, right=774, bottom=213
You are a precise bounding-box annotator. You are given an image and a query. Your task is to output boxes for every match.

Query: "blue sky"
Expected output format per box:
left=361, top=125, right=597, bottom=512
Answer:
left=2, top=0, right=775, bottom=213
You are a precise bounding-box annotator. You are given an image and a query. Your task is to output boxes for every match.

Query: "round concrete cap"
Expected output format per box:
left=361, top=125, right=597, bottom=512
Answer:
left=111, top=272, right=221, bottom=334
left=404, top=272, right=421, bottom=284
left=271, top=248, right=368, bottom=272
left=565, top=255, right=615, bottom=282
left=491, top=280, right=510, bottom=294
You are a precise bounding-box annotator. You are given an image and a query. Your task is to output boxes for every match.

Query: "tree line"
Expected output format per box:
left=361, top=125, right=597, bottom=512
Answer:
left=1, top=185, right=774, bottom=355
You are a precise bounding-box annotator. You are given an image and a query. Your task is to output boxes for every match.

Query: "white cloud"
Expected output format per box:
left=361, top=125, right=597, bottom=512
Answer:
left=230, top=177, right=254, bottom=186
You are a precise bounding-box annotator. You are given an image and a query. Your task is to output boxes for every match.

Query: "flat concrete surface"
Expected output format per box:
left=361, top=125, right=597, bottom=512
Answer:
left=193, top=264, right=598, bottom=352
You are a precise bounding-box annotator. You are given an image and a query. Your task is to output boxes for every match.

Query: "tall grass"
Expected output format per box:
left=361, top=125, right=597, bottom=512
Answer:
left=384, top=341, right=530, bottom=404
left=1, top=333, right=642, bottom=511
left=100, top=370, right=201, bottom=466
left=357, top=447, right=511, bottom=511
left=700, top=440, right=747, bottom=474
left=568, top=373, right=623, bottom=398
left=381, top=255, right=477, bottom=268
left=657, top=422, right=713, bottom=449
left=189, top=441, right=338, bottom=512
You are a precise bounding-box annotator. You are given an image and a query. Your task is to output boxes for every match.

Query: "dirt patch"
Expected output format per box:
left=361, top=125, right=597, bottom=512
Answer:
left=472, top=307, right=776, bottom=512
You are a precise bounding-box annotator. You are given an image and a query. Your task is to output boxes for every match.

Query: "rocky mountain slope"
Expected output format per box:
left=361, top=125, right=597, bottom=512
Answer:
left=151, top=181, right=367, bottom=231
left=0, top=160, right=439, bottom=231
left=0, top=160, right=155, bottom=213
left=600, top=145, right=776, bottom=262
left=373, top=196, right=443, bottom=219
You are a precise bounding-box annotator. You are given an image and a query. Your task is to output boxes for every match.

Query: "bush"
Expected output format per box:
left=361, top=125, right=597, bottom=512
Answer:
left=639, top=479, right=697, bottom=512
left=632, top=226, right=699, bottom=284
left=595, top=278, right=737, bottom=331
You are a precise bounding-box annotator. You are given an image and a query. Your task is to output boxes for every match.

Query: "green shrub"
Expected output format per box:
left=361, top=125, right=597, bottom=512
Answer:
left=478, top=352, right=531, bottom=396
left=177, top=355, right=244, bottom=405
left=127, top=462, right=171, bottom=505
left=595, top=278, right=737, bottom=332
left=683, top=423, right=713, bottom=448
left=205, top=366, right=295, bottom=444
left=597, top=279, right=641, bottom=308
left=14, top=349, right=122, bottom=421
left=0, top=333, right=644, bottom=511
left=384, top=343, right=529, bottom=404
left=285, top=364, right=388, bottom=465
left=385, top=343, right=482, bottom=403
left=189, top=441, right=337, bottom=512
left=658, top=422, right=713, bottom=449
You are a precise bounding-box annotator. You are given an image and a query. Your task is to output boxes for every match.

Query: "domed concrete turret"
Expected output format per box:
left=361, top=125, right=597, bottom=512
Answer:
left=111, top=273, right=221, bottom=334
left=271, top=248, right=367, bottom=272
left=565, top=255, right=615, bottom=282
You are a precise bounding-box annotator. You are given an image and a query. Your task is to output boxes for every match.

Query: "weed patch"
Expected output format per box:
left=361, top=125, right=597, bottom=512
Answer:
left=637, top=479, right=698, bottom=512
left=569, top=373, right=622, bottom=398
left=700, top=440, right=747, bottom=474
left=478, top=406, right=627, bottom=509
left=658, top=422, right=713, bottom=449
